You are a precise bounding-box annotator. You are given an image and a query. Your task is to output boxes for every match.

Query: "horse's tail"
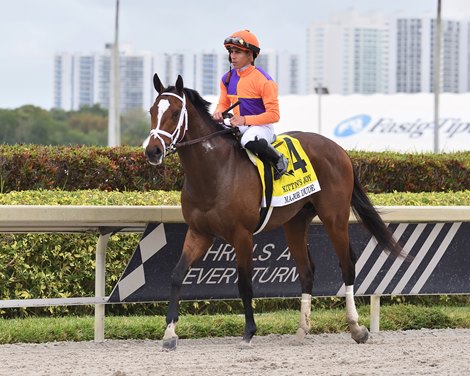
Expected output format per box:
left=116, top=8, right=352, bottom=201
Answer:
left=350, top=170, right=405, bottom=258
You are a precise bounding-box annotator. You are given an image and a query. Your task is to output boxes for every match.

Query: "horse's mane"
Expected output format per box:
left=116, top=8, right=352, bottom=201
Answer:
left=163, top=86, right=224, bottom=129
left=185, top=88, right=228, bottom=130
left=163, top=86, right=225, bottom=131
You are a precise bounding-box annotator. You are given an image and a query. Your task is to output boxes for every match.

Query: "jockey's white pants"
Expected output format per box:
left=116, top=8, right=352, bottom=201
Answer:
left=238, top=124, right=276, bottom=147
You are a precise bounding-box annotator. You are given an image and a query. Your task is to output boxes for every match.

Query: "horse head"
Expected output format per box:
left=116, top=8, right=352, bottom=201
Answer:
left=143, top=73, right=188, bottom=165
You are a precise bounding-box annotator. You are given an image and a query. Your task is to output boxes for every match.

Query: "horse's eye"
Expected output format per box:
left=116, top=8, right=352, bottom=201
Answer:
left=172, top=110, right=180, bottom=119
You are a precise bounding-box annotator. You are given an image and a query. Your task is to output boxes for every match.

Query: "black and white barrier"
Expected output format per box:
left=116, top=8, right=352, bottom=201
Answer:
left=109, top=209, right=470, bottom=334
left=110, top=222, right=470, bottom=302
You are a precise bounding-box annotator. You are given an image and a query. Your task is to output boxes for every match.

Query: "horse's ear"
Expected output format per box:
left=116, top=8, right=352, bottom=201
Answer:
left=175, top=75, right=184, bottom=94
left=153, top=73, right=164, bottom=94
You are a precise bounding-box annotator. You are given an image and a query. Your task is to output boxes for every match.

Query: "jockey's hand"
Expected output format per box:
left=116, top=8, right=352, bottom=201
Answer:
left=230, top=115, right=246, bottom=126
left=212, top=112, right=223, bottom=122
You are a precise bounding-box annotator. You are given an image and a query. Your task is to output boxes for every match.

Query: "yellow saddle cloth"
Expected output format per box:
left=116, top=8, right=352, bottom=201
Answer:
left=247, top=135, right=321, bottom=207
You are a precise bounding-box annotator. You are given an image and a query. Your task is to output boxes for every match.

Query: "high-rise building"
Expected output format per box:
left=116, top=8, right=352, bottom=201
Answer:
left=156, top=49, right=302, bottom=97
left=54, top=53, right=74, bottom=110
left=279, top=53, right=302, bottom=95
left=54, top=44, right=154, bottom=112
left=307, top=11, right=470, bottom=95
left=194, top=51, right=227, bottom=96
left=54, top=46, right=302, bottom=113
left=253, top=49, right=302, bottom=95
left=390, top=17, right=469, bottom=93
left=390, top=18, right=423, bottom=93
left=306, top=11, right=389, bottom=95
left=162, top=51, right=195, bottom=90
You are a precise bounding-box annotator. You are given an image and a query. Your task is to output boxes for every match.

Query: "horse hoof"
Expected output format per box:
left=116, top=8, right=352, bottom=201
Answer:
left=352, top=326, right=369, bottom=344
left=162, top=336, right=178, bottom=351
left=238, top=339, right=253, bottom=349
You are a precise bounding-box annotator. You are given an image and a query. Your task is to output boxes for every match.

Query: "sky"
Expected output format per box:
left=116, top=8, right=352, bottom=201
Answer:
left=1, top=0, right=469, bottom=109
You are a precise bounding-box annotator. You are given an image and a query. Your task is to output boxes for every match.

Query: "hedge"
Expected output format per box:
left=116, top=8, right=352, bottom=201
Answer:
left=349, top=150, right=470, bottom=192
left=0, top=231, right=141, bottom=318
left=1, top=145, right=469, bottom=193
left=0, top=145, right=183, bottom=192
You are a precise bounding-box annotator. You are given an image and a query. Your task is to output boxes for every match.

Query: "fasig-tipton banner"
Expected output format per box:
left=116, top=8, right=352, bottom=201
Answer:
left=108, top=222, right=470, bottom=303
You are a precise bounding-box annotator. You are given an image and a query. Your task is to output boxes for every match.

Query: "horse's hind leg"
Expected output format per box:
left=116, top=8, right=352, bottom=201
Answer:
left=283, top=208, right=315, bottom=341
left=163, top=228, right=214, bottom=350
left=320, top=211, right=369, bottom=344
left=344, top=274, right=368, bottom=343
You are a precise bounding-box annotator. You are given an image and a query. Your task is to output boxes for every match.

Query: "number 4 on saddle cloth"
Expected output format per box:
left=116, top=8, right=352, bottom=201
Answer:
left=246, top=135, right=321, bottom=234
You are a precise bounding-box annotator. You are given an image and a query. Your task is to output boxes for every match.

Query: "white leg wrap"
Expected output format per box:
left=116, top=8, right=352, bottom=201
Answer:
left=163, top=321, right=177, bottom=340
left=345, top=285, right=369, bottom=343
left=295, top=293, right=312, bottom=340
left=300, top=293, right=312, bottom=330
left=345, top=285, right=359, bottom=324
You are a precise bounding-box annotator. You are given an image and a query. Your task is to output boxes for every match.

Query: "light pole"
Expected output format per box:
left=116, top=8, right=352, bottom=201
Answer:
left=317, top=80, right=322, bottom=135
left=433, top=0, right=442, bottom=153
left=314, top=79, right=328, bottom=135
left=108, top=0, right=120, bottom=146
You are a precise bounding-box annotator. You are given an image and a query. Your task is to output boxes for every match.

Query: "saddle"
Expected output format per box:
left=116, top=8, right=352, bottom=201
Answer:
left=245, top=135, right=321, bottom=233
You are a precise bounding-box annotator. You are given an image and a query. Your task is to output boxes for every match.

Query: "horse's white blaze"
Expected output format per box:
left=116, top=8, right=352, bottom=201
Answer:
left=156, top=99, right=170, bottom=131
left=345, top=285, right=359, bottom=324
left=142, top=134, right=151, bottom=149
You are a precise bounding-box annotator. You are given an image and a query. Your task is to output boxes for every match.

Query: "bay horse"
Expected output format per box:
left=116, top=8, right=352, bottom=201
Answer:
left=143, top=74, right=403, bottom=351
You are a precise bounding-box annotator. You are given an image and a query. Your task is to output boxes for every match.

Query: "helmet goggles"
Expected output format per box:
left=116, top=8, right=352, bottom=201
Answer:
left=224, top=36, right=260, bottom=54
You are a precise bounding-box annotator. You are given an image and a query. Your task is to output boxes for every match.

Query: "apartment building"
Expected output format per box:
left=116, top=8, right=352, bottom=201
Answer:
left=306, top=11, right=470, bottom=94
left=306, top=11, right=389, bottom=95
left=54, top=45, right=302, bottom=112
left=390, top=17, right=469, bottom=93
left=54, top=44, right=154, bottom=112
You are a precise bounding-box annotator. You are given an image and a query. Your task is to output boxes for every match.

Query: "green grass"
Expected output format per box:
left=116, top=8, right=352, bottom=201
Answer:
left=0, top=304, right=469, bottom=344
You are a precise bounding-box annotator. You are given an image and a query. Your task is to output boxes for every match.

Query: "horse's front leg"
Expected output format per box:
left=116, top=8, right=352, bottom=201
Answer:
left=163, top=228, right=214, bottom=351
left=233, top=232, right=256, bottom=347
left=283, top=211, right=315, bottom=341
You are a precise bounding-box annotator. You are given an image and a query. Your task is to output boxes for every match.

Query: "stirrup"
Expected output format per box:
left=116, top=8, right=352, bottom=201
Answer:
left=273, top=155, right=288, bottom=180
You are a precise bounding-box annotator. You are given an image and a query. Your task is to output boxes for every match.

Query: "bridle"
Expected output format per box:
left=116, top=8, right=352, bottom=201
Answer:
left=146, top=91, right=237, bottom=157
left=148, top=92, right=188, bottom=157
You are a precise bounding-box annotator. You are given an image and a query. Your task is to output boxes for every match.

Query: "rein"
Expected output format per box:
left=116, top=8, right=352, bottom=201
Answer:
left=148, top=91, right=238, bottom=155
left=174, top=127, right=238, bottom=150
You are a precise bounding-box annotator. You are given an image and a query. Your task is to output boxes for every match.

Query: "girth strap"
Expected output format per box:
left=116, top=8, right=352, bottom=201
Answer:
left=253, top=159, right=274, bottom=235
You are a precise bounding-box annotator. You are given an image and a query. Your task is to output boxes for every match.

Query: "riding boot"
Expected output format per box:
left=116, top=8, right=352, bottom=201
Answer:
left=245, top=139, right=289, bottom=180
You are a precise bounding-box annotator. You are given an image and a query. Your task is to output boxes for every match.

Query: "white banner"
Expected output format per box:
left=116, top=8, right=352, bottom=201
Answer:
left=278, top=94, right=470, bottom=152
left=207, top=94, right=470, bottom=152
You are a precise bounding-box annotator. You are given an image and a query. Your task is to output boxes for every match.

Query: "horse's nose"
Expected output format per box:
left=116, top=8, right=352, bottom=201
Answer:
left=145, top=145, right=163, bottom=165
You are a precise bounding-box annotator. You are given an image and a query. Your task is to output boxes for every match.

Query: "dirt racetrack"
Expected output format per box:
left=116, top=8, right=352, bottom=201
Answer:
left=1, top=328, right=469, bottom=375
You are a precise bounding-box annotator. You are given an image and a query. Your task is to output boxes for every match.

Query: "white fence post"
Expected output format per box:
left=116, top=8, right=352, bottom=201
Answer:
left=94, top=233, right=111, bottom=342
left=370, top=295, right=381, bottom=333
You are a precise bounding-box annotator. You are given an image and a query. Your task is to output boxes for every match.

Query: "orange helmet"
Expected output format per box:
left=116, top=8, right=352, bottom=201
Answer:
left=223, top=30, right=260, bottom=56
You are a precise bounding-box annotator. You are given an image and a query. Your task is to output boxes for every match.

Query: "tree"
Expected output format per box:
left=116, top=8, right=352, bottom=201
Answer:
left=121, top=108, right=150, bottom=146
left=0, top=104, right=149, bottom=146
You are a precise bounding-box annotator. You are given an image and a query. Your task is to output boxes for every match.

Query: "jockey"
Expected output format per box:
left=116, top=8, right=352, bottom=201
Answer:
left=213, top=29, right=288, bottom=180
